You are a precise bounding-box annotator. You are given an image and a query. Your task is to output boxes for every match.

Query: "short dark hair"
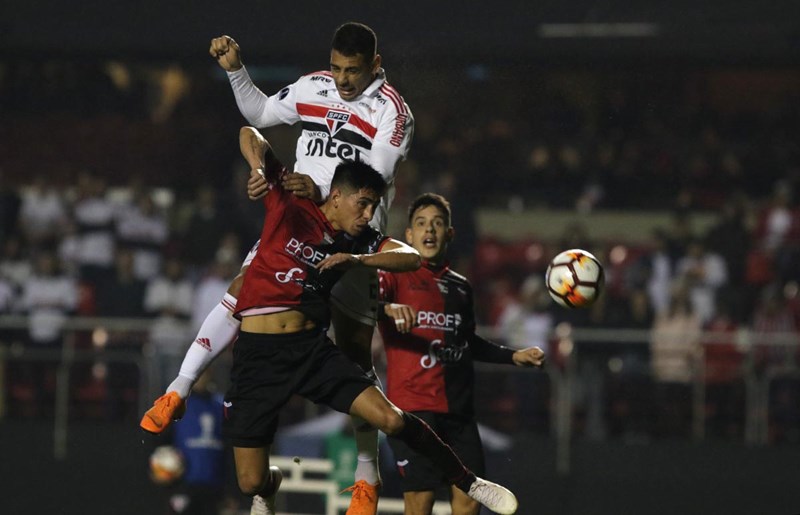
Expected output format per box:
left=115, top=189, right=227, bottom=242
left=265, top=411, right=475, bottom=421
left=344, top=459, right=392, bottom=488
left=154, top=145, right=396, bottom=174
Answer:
left=332, top=22, right=377, bottom=59
left=330, top=160, right=386, bottom=197
left=407, top=193, right=452, bottom=226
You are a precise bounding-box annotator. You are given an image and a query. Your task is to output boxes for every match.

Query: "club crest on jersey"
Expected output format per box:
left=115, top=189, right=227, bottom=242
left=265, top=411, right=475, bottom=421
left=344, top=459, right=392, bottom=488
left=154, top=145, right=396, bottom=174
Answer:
left=325, top=109, right=351, bottom=136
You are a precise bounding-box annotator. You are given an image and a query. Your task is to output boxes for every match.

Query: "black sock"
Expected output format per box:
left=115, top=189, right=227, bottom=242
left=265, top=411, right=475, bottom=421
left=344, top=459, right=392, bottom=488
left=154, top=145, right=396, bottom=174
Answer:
left=395, top=411, right=476, bottom=492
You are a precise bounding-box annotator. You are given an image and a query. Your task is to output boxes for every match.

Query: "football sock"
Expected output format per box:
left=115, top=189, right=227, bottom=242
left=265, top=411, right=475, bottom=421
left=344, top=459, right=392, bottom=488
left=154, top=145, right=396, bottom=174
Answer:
left=352, top=414, right=381, bottom=485
left=167, top=293, right=240, bottom=399
left=395, top=411, right=476, bottom=492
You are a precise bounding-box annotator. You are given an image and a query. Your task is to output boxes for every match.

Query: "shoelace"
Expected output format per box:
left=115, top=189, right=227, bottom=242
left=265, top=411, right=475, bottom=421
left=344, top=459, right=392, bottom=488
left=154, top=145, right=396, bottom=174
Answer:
left=341, top=483, right=371, bottom=501
left=471, top=483, right=503, bottom=506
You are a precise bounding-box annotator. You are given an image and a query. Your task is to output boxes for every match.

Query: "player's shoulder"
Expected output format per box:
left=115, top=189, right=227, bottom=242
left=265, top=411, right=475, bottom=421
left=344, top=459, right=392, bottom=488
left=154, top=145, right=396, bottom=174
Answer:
left=444, top=268, right=471, bottom=289
left=357, top=227, right=388, bottom=252
left=298, top=70, right=335, bottom=88
left=376, top=81, right=410, bottom=116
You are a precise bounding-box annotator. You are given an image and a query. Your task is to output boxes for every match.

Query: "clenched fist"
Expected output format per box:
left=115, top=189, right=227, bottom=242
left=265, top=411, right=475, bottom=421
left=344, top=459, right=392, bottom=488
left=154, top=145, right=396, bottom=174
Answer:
left=209, top=35, right=243, bottom=71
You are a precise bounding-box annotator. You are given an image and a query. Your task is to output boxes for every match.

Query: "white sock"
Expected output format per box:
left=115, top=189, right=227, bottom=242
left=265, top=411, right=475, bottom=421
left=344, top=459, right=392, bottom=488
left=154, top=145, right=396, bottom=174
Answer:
left=166, top=293, right=240, bottom=399
left=352, top=417, right=380, bottom=485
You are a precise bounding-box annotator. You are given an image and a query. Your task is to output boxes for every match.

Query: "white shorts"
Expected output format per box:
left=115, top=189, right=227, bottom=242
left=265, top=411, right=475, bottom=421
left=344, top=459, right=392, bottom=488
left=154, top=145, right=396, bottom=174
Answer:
left=241, top=239, right=378, bottom=326
left=330, top=266, right=379, bottom=327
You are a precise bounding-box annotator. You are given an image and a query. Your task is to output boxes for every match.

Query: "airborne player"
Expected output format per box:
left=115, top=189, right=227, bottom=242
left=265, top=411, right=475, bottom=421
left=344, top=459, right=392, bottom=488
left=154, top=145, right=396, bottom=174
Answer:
left=141, top=22, right=413, bottom=514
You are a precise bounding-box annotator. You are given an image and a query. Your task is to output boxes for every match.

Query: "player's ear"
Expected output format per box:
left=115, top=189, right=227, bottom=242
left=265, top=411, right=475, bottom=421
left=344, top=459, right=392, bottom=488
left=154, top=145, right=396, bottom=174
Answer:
left=405, top=227, right=413, bottom=245
left=445, top=226, right=455, bottom=243
left=330, top=188, right=341, bottom=208
left=372, top=54, right=382, bottom=74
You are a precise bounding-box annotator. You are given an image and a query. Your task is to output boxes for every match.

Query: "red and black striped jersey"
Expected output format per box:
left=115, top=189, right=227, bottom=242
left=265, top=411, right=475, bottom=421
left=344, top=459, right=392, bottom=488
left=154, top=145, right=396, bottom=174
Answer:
left=235, top=165, right=389, bottom=326
left=378, top=262, right=480, bottom=417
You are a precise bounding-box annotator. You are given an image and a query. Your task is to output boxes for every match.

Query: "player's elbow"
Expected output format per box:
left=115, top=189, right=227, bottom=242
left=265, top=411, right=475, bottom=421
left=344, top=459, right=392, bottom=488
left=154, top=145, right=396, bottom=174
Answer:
left=405, top=252, right=422, bottom=271
left=239, top=126, right=258, bottom=141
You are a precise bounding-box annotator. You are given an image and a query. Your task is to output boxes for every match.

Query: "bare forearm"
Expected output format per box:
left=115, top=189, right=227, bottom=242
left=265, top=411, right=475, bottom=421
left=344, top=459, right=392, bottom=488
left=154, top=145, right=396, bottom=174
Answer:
left=239, top=126, right=267, bottom=170
left=356, top=248, right=420, bottom=272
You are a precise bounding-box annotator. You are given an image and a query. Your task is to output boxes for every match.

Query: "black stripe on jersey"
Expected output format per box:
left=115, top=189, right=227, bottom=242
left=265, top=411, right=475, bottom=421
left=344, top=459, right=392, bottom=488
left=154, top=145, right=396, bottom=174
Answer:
left=334, top=129, right=373, bottom=150
left=301, top=122, right=373, bottom=151
left=302, top=121, right=330, bottom=133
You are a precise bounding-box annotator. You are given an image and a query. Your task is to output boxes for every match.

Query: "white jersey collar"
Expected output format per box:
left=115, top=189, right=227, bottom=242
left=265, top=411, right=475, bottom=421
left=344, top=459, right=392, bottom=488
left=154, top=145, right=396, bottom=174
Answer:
left=361, top=68, right=388, bottom=98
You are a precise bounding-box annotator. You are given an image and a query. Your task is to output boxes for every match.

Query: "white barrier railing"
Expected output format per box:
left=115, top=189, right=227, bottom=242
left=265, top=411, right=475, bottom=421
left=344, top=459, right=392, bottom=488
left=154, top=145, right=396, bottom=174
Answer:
left=1, top=315, right=798, bottom=473
left=262, top=456, right=451, bottom=515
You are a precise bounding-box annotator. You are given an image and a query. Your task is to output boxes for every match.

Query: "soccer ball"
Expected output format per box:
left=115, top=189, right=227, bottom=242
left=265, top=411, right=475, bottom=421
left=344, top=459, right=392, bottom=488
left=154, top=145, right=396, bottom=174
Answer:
left=545, top=249, right=604, bottom=308
left=149, top=445, right=185, bottom=484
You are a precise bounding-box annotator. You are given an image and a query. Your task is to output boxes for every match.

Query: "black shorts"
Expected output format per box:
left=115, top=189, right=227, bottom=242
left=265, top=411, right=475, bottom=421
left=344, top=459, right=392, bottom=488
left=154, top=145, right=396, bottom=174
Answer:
left=222, top=329, right=374, bottom=447
left=387, top=411, right=485, bottom=492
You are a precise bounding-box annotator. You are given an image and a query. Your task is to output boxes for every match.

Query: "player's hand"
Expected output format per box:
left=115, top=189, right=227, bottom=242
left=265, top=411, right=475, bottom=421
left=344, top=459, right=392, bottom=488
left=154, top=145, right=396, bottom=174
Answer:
left=315, top=253, right=360, bottom=272
left=248, top=168, right=269, bottom=200
left=384, top=303, right=417, bottom=334
left=209, top=35, right=243, bottom=71
left=282, top=173, right=322, bottom=202
left=512, top=346, right=546, bottom=367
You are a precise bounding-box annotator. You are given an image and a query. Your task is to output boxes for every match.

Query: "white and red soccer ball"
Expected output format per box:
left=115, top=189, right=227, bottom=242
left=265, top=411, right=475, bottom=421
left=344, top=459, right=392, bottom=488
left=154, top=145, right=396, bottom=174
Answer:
left=545, top=249, right=604, bottom=308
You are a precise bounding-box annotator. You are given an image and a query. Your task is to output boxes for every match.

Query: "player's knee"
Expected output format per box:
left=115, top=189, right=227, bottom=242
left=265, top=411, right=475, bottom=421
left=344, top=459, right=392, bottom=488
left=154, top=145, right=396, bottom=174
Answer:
left=236, top=469, right=268, bottom=496
left=375, top=406, right=405, bottom=436
left=228, top=270, right=246, bottom=297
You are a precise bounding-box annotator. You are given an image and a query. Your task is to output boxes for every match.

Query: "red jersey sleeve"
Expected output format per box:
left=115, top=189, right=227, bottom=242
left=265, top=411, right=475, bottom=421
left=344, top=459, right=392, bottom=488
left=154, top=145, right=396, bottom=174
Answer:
left=378, top=270, right=397, bottom=302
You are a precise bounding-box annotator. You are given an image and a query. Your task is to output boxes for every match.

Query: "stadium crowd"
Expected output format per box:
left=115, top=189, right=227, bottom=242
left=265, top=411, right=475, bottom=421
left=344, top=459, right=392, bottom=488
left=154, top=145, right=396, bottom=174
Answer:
left=1, top=59, right=799, bottom=442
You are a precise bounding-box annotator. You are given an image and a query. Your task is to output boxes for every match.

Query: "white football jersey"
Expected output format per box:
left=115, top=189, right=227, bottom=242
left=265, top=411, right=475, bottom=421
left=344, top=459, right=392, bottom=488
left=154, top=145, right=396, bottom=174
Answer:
left=228, top=67, right=414, bottom=231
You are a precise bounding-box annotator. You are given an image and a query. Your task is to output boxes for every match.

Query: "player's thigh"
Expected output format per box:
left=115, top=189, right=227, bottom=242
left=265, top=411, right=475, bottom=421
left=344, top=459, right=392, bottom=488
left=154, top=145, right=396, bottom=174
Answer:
left=449, top=485, right=480, bottom=515
left=403, top=490, right=436, bottom=515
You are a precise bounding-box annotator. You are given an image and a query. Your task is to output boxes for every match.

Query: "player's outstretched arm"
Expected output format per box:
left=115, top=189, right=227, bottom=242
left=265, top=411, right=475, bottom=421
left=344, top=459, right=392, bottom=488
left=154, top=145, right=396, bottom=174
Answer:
left=209, top=35, right=242, bottom=72
left=315, top=239, right=420, bottom=273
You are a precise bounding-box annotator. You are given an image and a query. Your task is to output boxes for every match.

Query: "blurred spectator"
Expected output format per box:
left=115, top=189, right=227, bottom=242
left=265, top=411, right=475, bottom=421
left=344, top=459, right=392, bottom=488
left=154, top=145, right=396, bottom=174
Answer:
left=497, top=274, right=555, bottom=354
left=116, top=189, right=169, bottom=281
left=71, top=171, right=117, bottom=286
left=20, top=251, right=78, bottom=346
left=0, top=234, right=32, bottom=290
left=633, top=228, right=674, bottom=317
left=180, top=185, right=229, bottom=272
left=675, top=238, right=728, bottom=325
left=753, top=182, right=800, bottom=284
left=650, top=285, right=701, bottom=437
left=95, top=248, right=148, bottom=318
left=0, top=274, right=14, bottom=313
left=751, top=284, right=800, bottom=442
left=752, top=284, right=798, bottom=373
left=663, top=211, right=695, bottom=264
left=17, top=251, right=78, bottom=413
left=496, top=274, right=555, bottom=432
left=56, top=220, right=81, bottom=277
left=703, top=299, right=745, bottom=439
left=705, top=195, right=751, bottom=319
left=17, top=175, right=67, bottom=249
